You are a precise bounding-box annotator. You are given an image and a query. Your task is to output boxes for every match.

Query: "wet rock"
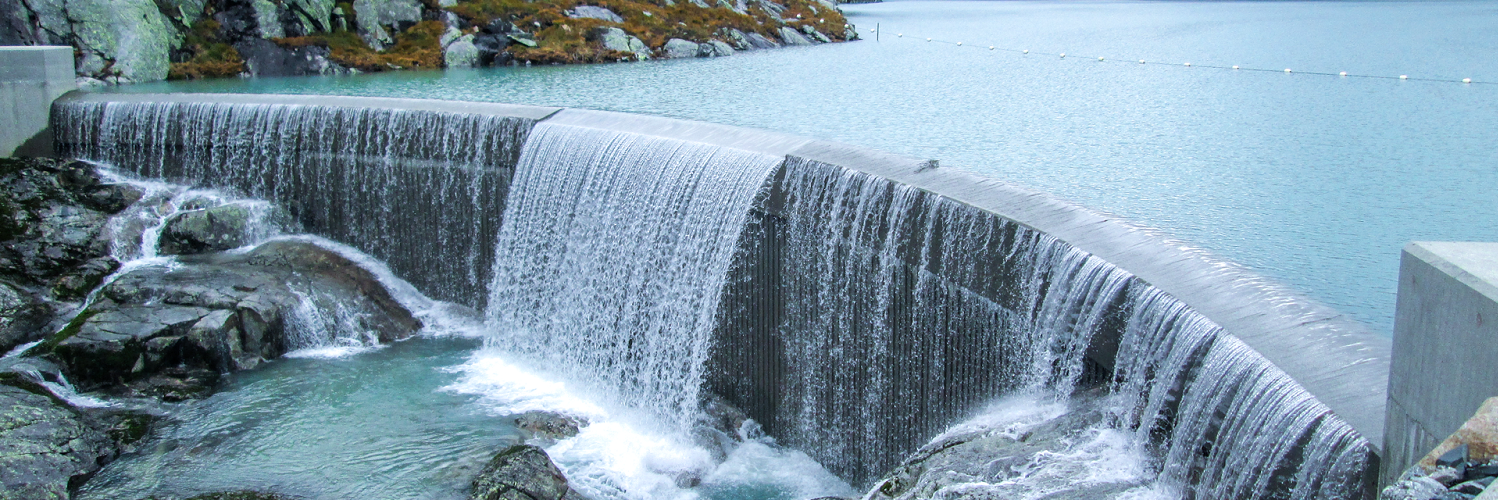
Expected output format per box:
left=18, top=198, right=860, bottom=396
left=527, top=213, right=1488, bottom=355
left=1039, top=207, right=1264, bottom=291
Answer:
left=1381, top=476, right=1450, bottom=500
left=703, top=40, right=734, bottom=57
left=514, top=411, right=586, bottom=441
left=1433, top=465, right=1467, bottom=487
left=50, top=256, right=120, bottom=301
left=471, top=445, right=586, bottom=500
left=1454, top=480, right=1489, bottom=495
left=237, top=37, right=346, bottom=77
left=744, top=31, right=780, bottom=49
left=0, top=158, right=127, bottom=285
left=0, top=376, right=115, bottom=498
left=777, top=26, right=812, bottom=46
left=158, top=201, right=287, bottom=255
left=45, top=239, right=421, bottom=397
left=566, top=5, right=623, bottom=23
left=0, top=278, right=52, bottom=353
left=663, top=38, right=701, bottom=58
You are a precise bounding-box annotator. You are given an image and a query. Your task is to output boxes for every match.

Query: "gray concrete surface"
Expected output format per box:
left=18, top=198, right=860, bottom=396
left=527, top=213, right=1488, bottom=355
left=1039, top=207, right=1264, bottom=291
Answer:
left=1383, top=242, right=1498, bottom=485
left=1, top=46, right=75, bottom=157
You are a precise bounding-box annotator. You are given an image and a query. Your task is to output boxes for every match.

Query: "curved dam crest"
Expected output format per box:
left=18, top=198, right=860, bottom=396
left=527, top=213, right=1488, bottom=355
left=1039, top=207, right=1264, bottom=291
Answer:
left=51, top=91, right=1391, bottom=498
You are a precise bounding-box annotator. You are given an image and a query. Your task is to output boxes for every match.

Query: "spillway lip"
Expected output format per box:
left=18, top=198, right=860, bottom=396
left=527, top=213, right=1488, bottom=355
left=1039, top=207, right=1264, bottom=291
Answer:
left=51, top=91, right=1393, bottom=453
left=54, top=91, right=565, bottom=121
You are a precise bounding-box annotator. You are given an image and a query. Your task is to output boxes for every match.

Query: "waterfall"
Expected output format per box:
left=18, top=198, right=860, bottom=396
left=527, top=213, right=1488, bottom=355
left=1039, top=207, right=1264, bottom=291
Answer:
left=709, top=156, right=1372, bottom=496
left=484, top=121, right=783, bottom=433
left=53, top=98, right=533, bottom=307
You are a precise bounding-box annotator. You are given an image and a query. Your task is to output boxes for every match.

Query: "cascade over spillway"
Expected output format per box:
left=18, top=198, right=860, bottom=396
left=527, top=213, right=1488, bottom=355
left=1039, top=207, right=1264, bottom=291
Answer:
left=485, top=121, right=783, bottom=432
left=53, top=94, right=548, bottom=307
left=709, top=157, right=1374, bottom=495
left=49, top=93, right=1391, bottom=499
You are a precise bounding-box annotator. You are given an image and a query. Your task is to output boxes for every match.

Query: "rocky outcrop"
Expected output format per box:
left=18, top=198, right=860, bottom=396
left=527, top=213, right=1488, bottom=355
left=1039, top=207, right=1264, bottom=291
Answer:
left=157, top=201, right=289, bottom=255
left=0, top=371, right=152, bottom=500
left=0, top=0, right=176, bottom=82
left=470, top=445, right=588, bottom=500
left=46, top=238, right=422, bottom=399
left=0, top=157, right=141, bottom=353
left=565, top=6, right=623, bottom=23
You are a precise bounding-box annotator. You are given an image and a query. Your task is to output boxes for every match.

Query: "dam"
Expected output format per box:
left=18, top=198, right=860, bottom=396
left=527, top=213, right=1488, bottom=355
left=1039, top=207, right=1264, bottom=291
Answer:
left=48, top=90, right=1391, bottom=499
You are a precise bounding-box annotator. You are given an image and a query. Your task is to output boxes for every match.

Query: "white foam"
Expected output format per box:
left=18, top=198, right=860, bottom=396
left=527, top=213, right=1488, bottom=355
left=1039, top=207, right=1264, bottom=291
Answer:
left=283, top=345, right=386, bottom=359
left=440, top=351, right=608, bottom=421
left=930, top=393, right=1069, bottom=444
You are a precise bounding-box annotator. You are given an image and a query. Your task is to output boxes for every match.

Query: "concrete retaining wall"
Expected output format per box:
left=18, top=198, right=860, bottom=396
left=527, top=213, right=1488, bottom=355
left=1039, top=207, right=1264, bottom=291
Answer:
left=1, top=46, right=74, bottom=157
left=1383, top=242, right=1498, bottom=484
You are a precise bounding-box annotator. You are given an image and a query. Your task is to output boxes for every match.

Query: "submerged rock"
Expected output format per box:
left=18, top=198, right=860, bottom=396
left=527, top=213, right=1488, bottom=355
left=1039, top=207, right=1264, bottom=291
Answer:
left=471, top=445, right=587, bottom=500
left=46, top=239, right=422, bottom=399
left=514, top=411, right=586, bottom=442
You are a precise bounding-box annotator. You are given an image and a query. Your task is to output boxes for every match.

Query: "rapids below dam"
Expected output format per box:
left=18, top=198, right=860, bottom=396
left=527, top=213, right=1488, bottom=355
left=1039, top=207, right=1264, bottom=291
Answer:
left=44, top=91, right=1387, bottom=500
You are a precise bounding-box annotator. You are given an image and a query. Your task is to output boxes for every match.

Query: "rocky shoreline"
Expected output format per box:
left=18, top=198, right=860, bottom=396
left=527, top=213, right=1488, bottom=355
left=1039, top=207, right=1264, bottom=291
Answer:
left=0, top=0, right=856, bottom=84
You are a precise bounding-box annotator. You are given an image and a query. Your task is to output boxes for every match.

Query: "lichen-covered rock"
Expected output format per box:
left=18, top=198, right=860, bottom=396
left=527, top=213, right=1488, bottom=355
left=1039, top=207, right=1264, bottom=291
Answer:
left=445, top=37, right=480, bottom=68
left=353, top=0, right=425, bottom=49
left=6, top=0, right=176, bottom=81
left=566, top=5, right=623, bottom=23
left=157, top=200, right=288, bottom=255
left=801, top=24, right=830, bottom=43
left=596, top=27, right=649, bottom=60
left=703, top=40, right=734, bottom=57
left=778, top=26, right=812, bottom=45
left=0, top=379, right=114, bottom=499
left=743, top=31, right=780, bottom=49
left=662, top=38, right=700, bottom=58
left=470, top=445, right=586, bottom=500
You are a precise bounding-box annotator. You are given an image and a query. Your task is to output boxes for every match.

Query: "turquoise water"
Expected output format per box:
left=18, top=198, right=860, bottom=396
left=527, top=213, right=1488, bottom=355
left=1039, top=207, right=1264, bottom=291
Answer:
left=111, top=2, right=1498, bottom=333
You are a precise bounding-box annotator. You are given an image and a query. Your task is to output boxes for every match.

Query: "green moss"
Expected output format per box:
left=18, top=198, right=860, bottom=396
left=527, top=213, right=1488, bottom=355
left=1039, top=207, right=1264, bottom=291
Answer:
left=276, top=20, right=446, bottom=71
left=170, top=18, right=247, bottom=80
left=37, top=309, right=100, bottom=353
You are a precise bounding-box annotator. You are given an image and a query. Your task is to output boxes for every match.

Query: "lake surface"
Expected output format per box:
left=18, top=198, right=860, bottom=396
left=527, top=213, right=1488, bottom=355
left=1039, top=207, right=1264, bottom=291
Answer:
left=111, top=0, right=1498, bottom=333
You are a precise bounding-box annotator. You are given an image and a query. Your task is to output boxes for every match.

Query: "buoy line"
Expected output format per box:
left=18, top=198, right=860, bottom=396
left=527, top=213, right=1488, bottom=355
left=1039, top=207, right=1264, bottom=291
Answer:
left=868, top=27, right=1486, bottom=85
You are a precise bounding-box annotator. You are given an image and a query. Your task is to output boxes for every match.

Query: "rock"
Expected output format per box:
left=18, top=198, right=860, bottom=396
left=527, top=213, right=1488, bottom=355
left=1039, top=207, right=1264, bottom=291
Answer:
left=566, top=5, right=623, bottom=23
left=441, top=26, right=465, bottom=47
left=158, top=201, right=288, bottom=255
left=801, top=24, right=831, bottom=43
left=703, top=40, right=734, bottom=57
left=0, top=377, right=115, bottom=498
left=1424, top=398, right=1498, bottom=468
left=178, top=492, right=298, bottom=500
left=471, top=445, right=583, bottom=500
left=6, top=0, right=175, bottom=80
left=352, top=0, right=424, bottom=49
left=1455, top=480, right=1489, bottom=495
left=1381, top=476, right=1450, bottom=500
left=237, top=37, right=345, bottom=77
left=514, top=411, right=586, bottom=441
left=778, top=26, right=813, bottom=45
left=473, top=33, right=512, bottom=66
left=843, top=23, right=859, bottom=41
left=1433, top=466, right=1466, bottom=487
left=0, top=278, right=52, bottom=354
left=508, top=33, right=539, bottom=48
left=596, top=27, right=649, bottom=60
left=715, top=0, right=748, bottom=15
left=445, top=37, right=480, bottom=68
left=49, top=256, right=120, bottom=301
left=45, top=239, right=421, bottom=397
left=663, top=38, right=701, bottom=58
left=0, top=158, right=120, bottom=285
left=744, top=31, right=780, bottom=49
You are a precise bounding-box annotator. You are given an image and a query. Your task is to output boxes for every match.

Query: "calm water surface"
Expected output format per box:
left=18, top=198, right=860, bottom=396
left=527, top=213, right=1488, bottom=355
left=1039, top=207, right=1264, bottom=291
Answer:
left=113, top=0, right=1498, bottom=333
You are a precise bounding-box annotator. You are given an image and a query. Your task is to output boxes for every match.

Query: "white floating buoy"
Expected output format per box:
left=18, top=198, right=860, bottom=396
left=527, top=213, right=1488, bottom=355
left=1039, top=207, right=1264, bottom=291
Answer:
left=1098, top=56, right=1105, bottom=61
left=1464, top=78, right=1473, bottom=84
left=1059, top=53, right=1066, bottom=58
left=869, top=28, right=876, bottom=32
left=956, top=42, right=962, bottom=46
left=1022, top=49, right=1028, bottom=54
left=1139, top=60, right=1146, bottom=64
left=897, top=33, right=902, bottom=37
left=1284, top=68, right=1292, bottom=73
left=989, top=46, right=995, bottom=50
left=1339, top=71, right=1348, bottom=77
left=1232, top=65, right=1239, bottom=70
left=1184, top=62, right=1191, bottom=67
left=1400, top=74, right=1409, bottom=80
left=926, top=38, right=932, bottom=42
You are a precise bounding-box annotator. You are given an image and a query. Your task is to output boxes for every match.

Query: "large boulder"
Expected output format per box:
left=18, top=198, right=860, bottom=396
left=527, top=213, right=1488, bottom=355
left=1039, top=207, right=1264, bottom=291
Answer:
left=445, top=36, right=480, bottom=68
left=777, top=26, right=813, bottom=46
left=157, top=200, right=288, bottom=255
left=352, top=0, right=425, bottom=49
left=566, top=6, right=623, bottom=23
left=662, top=38, right=701, bottom=58
left=595, top=27, right=649, bottom=61
left=2, top=0, right=176, bottom=81
left=470, top=445, right=587, bottom=500
left=47, top=239, right=422, bottom=399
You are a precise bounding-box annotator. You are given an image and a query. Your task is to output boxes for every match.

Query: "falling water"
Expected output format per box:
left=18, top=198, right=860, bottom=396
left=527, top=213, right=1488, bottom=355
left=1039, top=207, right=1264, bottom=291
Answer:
left=484, top=121, right=783, bottom=433
left=53, top=99, right=533, bottom=307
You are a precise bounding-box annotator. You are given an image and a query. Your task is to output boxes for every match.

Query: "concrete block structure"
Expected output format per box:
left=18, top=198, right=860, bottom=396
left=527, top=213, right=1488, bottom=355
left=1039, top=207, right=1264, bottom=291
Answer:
left=1, top=46, right=75, bottom=157
left=1384, top=242, right=1498, bottom=484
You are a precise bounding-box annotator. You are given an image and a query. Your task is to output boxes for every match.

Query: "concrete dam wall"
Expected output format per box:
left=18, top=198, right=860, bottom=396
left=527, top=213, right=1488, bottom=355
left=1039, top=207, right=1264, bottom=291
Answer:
left=51, top=91, right=1391, bottom=498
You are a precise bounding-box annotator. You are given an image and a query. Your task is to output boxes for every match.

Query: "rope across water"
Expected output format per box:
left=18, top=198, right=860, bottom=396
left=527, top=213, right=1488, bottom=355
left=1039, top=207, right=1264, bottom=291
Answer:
left=862, top=26, right=1486, bottom=85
